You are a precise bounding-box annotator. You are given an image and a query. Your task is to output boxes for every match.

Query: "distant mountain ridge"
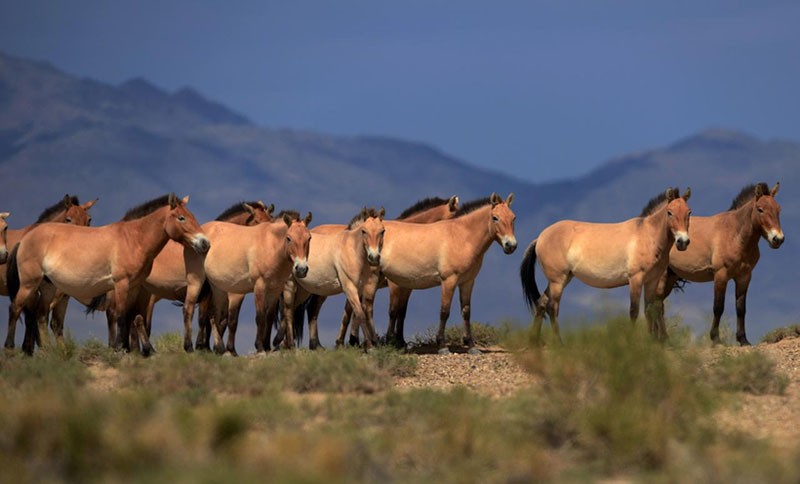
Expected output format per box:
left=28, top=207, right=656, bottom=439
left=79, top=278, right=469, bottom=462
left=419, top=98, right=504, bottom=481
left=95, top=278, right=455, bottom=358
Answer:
left=0, top=50, right=797, bottom=346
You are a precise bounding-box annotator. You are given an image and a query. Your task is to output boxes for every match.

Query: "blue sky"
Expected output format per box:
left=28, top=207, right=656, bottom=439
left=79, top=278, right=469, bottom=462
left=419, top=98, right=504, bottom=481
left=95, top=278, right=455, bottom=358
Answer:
left=2, top=1, right=799, bottom=183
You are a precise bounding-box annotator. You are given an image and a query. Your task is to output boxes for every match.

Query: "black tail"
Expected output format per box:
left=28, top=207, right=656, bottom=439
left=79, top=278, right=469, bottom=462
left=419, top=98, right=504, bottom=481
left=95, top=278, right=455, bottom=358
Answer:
left=293, top=295, right=311, bottom=346
left=669, top=268, right=690, bottom=293
left=7, top=244, right=20, bottom=302
left=84, top=294, right=107, bottom=315
left=520, top=239, right=542, bottom=311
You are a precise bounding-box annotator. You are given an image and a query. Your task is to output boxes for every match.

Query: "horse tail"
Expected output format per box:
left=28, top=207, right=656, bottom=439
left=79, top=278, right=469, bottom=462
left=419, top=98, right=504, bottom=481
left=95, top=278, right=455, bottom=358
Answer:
left=84, top=294, right=107, bottom=315
left=6, top=244, right=20, bottom=302
left=669, top=268, right=690, bottom=293
left=293, top=295, right=311, bottom=346
left=520, top=239, right=542, bottom=311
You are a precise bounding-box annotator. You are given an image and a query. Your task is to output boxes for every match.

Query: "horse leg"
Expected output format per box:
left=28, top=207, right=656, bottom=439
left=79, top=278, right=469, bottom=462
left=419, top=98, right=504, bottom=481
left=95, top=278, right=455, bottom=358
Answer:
left=210, top=287, right=228, bottom=354
left=342, top=280, right=371, bottom=351
left=628, top=273, right=644, bottom=325
left=195, top=292, right=214, bottom=351
left=132, top=313, right=155, bottom=357
left=112, top=282, right=134, bottom=352
left=644, top=277, right=666, bottom=342
left=254, top=281, right=270, bottom=353
left=545, top=280, right=567, bottom=345
left=710, top=273, right=729, bottom=344
left=335, top=300, right=353, bottom=348
left=459, top=279, right=480, bottom=354
left=734, top=273, right=753, bottom=346
left=50, top=293, right=69, bottom=347
left=388, top=283, right=412, bottom=348
left=33, top=282, right=56, bottom=348
left=8, top=282, right=42, bottom=354
left=307, top=294, right=327, bottom=350
left=435, top=278, right=458, bottom=355
left=145, top=292, right=158, bottom=338
left=225, top=293, right=243, bottom=356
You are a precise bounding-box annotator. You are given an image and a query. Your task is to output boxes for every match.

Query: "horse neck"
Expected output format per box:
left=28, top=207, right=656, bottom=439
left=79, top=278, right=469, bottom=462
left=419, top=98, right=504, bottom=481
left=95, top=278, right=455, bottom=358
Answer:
left=732, top=201, right=760, bottom=246
left=642, top=207, right=674, bottom=252
left=402, top=206, right=448, bottom=223
left=120, top=208, right=172, bottom=262
left=221, top=212, right=252, bottom=225
left=450, top=205, right=494, bottom=253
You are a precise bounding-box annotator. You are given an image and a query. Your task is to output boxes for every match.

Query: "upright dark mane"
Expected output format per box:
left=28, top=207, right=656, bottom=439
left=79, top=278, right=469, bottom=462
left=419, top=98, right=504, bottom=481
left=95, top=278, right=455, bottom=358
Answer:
left=397, top=197, right=449, bottom=220
left=347, top=207, right=382, bottom=229
left=36, top=195, right=80, bottom=223
left=121, top=194, right=171, bottom=221
left=277, top=210, right=300, bottom=221
left=215, top=201, right=263, bottom=221
left=639, top=188, right=678, bottom=218
left=729, top=183, right=768, bottom=211
left=453, top=197, right=490, bottom=218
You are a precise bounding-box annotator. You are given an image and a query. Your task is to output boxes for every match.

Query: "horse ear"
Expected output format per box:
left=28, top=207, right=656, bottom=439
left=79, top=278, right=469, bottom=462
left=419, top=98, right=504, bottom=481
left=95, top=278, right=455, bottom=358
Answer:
left=181, top=195, right=190, bottom=205
left=665, top=188, right=676, bottom=201
left=282, top=213, right=293, bottom=227
left=304, top=212, right=313, bottom=226
left=0, top=212, right=9, bottom=219
left=506, top=193, right=514, bottom=206
left=242, top=203, right=256, bottom=215
left=448, top=195, right=459, bottom=212
left=62, top=194, right=74, bottom=207
left=770, top=182, right=780, bottom=197
left=378, top=207, right=386, bottom=220
left=168, top=193, right=177, bottom=209
left=82, top=198, right=99, bottom=210
left=754, top=183, right=766, bottom=198
left=490, top=192, right=500, bottom=206
left=682, top=187, right=691, bottom=201
left=267, top=203, right=275, bottom=215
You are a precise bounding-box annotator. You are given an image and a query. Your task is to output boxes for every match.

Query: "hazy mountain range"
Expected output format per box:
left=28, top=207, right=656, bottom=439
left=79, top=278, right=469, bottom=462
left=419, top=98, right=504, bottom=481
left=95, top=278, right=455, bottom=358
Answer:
left=0, top=51, right=796, bottom=348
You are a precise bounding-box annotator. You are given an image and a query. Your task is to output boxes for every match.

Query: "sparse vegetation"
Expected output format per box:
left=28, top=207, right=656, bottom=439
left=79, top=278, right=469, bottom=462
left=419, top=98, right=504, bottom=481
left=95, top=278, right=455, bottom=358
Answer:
left=1, top=323, right=798, bottom=482
left=410, top=321, right=506, bottom=349
left=761, top=324, right=800, bottom=344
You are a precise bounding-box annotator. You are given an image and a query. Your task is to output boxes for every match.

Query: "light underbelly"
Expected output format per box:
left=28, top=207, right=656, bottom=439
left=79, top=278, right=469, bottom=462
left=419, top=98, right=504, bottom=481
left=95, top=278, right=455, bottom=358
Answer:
left=381, top=266, right=440, bottom=289
left=50, top=272, right=115, bottom=300
left=569, top=253, right=629, bottom=289
left=296, top=270, right=342, bottom=296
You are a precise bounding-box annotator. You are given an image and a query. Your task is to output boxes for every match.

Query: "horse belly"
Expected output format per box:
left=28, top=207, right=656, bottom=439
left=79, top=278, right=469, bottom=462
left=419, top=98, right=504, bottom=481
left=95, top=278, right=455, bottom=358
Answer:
left=382, top=267, right=439, bottom=289
left=297, top=265, right=342, bottom=296
left=42, top=255, right=114, bottom=299
left=569, top=253, right=629, bottom=289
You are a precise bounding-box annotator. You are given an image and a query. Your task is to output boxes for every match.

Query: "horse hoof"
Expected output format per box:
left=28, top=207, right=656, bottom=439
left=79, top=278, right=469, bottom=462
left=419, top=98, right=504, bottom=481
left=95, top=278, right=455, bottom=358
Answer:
left=467, top=347, right=482, bottom=355
left=142, top=345, right=155, bottom=358
left=184, top=342, right=194, bottom=353
left=437, top=347, right=451, bottom=356
left=738, top=339, right=752, bottom=347
left=213, top=345, right=226, bottom=355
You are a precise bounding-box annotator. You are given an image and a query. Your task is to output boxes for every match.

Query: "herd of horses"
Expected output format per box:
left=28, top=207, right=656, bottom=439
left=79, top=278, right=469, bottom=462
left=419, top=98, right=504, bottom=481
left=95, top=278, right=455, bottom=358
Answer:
left=0, top=181, right=784, bottom=358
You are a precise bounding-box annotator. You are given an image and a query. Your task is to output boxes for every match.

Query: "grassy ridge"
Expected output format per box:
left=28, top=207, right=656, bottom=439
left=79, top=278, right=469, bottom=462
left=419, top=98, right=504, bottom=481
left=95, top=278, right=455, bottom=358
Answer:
left=1, top=320, right=798, bottom=483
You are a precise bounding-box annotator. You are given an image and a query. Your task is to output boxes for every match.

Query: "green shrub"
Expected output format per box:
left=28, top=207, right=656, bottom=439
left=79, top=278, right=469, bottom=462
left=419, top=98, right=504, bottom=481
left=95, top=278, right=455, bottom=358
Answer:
left=761, top=324, right=800, bottom=344
left=708, top=351, right=789, bottom=395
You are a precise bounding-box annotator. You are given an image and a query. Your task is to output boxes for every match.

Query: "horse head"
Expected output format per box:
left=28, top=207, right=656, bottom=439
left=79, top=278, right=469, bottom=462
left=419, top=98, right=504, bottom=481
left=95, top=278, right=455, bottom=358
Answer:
left=166, top=194, right=210, bottom=254
left=666, top=187, right=692, bottom=251
left=754, top=182, right=784, bottom=249
left=490, top=192, right=517, bottom=254
left=64, top=195, right=98, bottom=226
left=284, top=212, right=313, bottom=278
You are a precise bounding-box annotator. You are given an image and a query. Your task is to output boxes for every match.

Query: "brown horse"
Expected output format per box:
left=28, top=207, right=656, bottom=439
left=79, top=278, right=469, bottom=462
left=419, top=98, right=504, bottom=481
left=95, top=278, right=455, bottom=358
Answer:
left=520, top=188, right=691, bottom=344
left=2, top=195, right=98, bottom=349
left=97, top=201, right=274, bottom=352
left=362, top=193, right=516, bottom=354
left=279, top=207, right=385, bottom=350
left=0, top=212, right=9, bottom=264
left=6, top=194, right=208, bottom=355
left=656, top=182, right=783, bottom=346
left=303, top=195, right=459, bottom=349
left=202, top=211, right=312, bottom=355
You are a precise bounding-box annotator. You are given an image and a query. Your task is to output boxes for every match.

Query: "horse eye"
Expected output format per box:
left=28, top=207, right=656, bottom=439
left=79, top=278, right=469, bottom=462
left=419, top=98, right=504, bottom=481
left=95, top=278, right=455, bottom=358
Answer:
left=667, top=211, right=673, bottom=217
left=492, top=216, right=499, bottom=222
left=66, top=217, right=73, bottom=223
left=178, top=215, right=186, bottom=222
left=757, top=207, right=764, bottom=213
left=286, top=236, right=292, bottom=242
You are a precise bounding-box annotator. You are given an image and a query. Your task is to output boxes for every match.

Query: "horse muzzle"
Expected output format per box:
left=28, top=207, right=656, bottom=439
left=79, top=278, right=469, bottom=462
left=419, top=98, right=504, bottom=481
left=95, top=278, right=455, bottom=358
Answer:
left=674, top=232, right=690, bottom=251
left=294, top=260, right=309, bottom=279
left=192, top=235, right=211, bottom=255
left=0, top=248, right=7, bottom=264
left=768, top=231, right=785, bottom=249
left=366, top=249, right=381, bottom=266
left=501, top=237, right=518, bottom=254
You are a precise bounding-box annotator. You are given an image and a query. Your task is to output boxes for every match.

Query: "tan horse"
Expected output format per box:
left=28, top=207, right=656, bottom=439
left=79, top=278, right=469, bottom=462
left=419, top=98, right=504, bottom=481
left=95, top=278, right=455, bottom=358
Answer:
left=363, top=193, right=516, bottom=354
left=298, top=195, right=459, bottom=349
left=3, top=195, right=98, bottom=349
left=0, top=212, right=9, bottom=264
left=6, top=194, right=209, bottom=355
left=98, top=201, right=274, bottom=352
left=520, top=188, right=691, bottom=344
left=279, top=207, right=385, bottom=350
left=203, top=212, right=312, bottom=355
left=656, top=182, right=783, bottom=346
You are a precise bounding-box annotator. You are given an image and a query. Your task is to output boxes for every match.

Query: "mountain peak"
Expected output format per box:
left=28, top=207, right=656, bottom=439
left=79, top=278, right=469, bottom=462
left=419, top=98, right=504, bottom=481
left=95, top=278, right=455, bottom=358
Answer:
left=668, top=128, right=761, bottom=153
left=171, top=85, right=250, bottom=125
left=119, top=77, right=168, bottom=101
